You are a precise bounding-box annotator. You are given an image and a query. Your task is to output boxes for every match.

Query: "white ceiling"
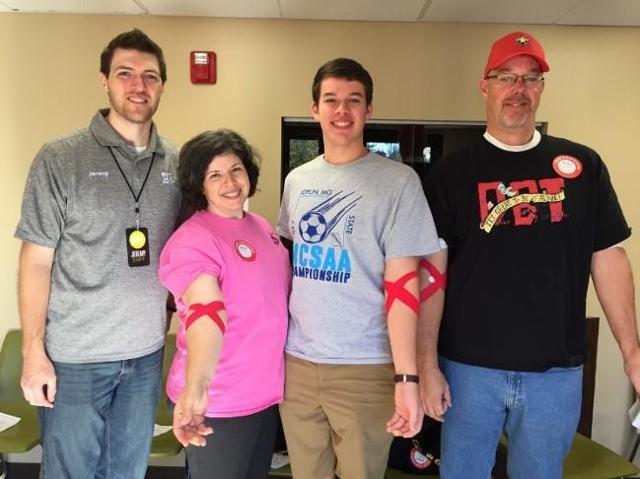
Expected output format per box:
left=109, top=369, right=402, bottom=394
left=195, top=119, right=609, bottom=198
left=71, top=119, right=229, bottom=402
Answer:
left=2, top=0, right=640, bottom=26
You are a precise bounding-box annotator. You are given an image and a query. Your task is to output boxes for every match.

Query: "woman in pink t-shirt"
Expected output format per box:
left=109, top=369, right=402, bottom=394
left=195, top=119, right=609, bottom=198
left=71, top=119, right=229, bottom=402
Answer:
left=159, top=129, right=290, bottom=479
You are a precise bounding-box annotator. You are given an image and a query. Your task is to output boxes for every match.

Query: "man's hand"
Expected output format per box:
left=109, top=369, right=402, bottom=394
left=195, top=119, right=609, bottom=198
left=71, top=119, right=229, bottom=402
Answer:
left=386, top=382, right=423, bottom=438
left=591, top=247, right=640, bottom=398
left=172, top=383, right=213, bottom=447
left=21, top=348, right=56, bottom=407
left=624, top=349, right=640, bottom=398
left=18, top=241, right=56, bottom=407
left=419, top=367, right=451, bottom=422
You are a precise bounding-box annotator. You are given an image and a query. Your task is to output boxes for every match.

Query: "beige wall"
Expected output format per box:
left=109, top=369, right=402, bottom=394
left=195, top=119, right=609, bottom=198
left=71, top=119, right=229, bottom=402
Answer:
left=2, top=13, right=639, bottom=460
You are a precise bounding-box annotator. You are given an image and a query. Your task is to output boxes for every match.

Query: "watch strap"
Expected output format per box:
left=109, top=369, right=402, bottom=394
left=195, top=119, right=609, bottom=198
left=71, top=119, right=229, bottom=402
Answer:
left=394, top=374, right=419, bottom=383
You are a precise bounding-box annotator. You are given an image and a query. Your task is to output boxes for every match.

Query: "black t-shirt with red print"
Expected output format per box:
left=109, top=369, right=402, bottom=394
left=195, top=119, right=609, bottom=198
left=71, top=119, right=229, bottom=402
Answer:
left=426, top=134, right=631, bottom=371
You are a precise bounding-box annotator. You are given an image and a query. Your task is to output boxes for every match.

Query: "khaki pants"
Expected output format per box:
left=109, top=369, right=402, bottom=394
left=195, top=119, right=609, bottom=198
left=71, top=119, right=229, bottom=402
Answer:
left=279, top=354, right=395, bottom=479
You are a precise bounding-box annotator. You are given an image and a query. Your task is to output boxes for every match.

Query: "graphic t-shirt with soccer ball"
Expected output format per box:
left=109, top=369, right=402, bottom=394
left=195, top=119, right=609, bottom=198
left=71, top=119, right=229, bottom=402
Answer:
left=277, top=152, right=440, bottom=364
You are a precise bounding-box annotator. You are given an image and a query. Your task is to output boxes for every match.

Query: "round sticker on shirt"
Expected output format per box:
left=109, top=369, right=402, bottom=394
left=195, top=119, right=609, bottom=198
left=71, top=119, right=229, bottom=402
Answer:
left=410, top=446, right=434, bottom=470
left=234, top=240, right=256, bottom=261
left=552, top=155, right=583, bottom=179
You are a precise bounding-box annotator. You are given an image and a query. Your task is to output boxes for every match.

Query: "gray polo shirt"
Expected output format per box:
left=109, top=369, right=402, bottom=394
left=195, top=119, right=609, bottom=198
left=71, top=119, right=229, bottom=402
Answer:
left=15, top=110, right=181, bottom=363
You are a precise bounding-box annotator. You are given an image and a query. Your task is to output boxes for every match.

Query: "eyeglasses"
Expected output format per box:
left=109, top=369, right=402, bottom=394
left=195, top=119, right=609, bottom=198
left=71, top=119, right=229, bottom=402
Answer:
left=485, top=72, right=545, bottom=87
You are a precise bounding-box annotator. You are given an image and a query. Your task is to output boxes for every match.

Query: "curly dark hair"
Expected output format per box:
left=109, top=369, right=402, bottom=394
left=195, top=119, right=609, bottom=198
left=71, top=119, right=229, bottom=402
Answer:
left=178, top=129, right=260, bottom=211
left=100, top=29, right=167, bottom=83
left=312, top=57, right=373, bottom=106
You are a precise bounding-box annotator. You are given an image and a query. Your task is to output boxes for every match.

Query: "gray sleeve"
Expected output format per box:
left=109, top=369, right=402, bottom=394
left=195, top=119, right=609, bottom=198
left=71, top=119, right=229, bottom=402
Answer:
left=276, top=175, right=293, bottom=240
left=382, top=170, right=440, bottom=259
left=14, top=145, right=68, bottom=248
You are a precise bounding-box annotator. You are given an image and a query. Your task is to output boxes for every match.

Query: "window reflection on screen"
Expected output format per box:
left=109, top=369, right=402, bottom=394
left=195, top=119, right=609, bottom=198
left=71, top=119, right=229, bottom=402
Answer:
left=367, top=142, right=402, bottom=162
left=289, top=139, right=319, bottom=170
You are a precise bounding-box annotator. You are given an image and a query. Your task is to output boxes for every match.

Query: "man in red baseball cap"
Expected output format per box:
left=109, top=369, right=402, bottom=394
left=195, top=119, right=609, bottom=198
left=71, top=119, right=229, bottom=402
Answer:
left=483, top=31, right=550, bottom=78
left=419, top=31, right=639, bottom=478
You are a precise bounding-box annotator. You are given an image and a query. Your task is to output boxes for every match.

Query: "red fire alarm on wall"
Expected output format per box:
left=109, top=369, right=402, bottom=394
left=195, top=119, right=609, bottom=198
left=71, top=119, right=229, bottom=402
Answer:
left=190, top=51, right=216, bottom=84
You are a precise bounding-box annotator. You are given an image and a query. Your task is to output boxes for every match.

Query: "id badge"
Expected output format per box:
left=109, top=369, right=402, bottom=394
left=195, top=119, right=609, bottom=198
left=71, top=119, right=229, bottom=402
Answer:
left=126, top=227, right=150, bottom=267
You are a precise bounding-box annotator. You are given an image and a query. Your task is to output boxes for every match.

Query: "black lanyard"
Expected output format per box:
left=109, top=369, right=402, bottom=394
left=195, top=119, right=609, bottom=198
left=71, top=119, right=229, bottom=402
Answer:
left=108, top=147, right=156, bottom=229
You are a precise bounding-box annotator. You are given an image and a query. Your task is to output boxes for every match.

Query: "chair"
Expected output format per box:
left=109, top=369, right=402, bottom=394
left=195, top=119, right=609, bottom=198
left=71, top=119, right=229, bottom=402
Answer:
left=496, top=432, right=640, bottom=479
left=563, top=432, right=639, bottom=478
left=0, top=330, right=40, bottom=478
left=149, top=333, right=182, bottom=457
left=268, top=462, right=292, bottom=477
left=0, top=329, right=180, bottom=478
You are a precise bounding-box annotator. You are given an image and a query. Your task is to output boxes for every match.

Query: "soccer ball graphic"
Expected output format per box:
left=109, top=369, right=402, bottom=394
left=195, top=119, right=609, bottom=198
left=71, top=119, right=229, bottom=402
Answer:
left=299, top=212, right=327, bottom=243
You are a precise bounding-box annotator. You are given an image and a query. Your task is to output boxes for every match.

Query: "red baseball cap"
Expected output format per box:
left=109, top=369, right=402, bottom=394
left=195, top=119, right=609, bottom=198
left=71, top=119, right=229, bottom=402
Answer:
left=484, top=31, right=550, bottom=78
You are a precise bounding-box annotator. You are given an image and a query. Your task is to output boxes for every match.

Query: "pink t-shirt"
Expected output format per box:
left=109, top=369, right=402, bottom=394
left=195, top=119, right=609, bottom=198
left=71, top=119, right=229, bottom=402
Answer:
left=159, top=210, right=290, bottom=417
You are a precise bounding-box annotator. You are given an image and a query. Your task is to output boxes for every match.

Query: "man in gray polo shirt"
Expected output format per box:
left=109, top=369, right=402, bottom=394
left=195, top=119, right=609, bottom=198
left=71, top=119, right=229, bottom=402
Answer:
left=15, top=29, right=180, bottom=478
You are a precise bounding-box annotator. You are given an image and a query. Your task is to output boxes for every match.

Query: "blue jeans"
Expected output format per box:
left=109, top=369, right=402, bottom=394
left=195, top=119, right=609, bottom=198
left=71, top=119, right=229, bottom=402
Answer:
left=38, top=348, right=163, bottom=479
left=439, top=356, right=582, bottom=479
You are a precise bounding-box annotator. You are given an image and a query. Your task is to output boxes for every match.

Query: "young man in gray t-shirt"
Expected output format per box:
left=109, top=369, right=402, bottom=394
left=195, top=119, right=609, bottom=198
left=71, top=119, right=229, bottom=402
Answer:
left=277, top=58, right=443, bottom=479
left=15, top=30, right=180, bottom=478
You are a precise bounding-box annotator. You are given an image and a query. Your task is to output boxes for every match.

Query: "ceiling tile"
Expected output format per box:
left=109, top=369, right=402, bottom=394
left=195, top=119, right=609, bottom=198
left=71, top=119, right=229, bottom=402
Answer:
left=2, top=0, right=144, bottom=14
left=142, top=0, right=281, bottom=18
left=420, top=0, right=583, bottom=24
left=558, top=0, right=640, bottom=25
left=279, top=0, right=427, bottom=22
left=1, top=0, right=638, bottom=27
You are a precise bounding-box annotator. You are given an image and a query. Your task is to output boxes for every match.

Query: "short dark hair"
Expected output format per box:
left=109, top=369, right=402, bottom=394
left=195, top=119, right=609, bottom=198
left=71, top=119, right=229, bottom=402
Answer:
left=100, top=29, right=167, bottom=83
left=178, top=130, right=260, bottom=211
left=312, top=58, right=373, bottom=105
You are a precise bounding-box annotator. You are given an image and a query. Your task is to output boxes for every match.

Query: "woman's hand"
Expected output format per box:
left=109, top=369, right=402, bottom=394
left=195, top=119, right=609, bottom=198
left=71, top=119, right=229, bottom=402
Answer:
left=172, top=382, right=213, bottom=447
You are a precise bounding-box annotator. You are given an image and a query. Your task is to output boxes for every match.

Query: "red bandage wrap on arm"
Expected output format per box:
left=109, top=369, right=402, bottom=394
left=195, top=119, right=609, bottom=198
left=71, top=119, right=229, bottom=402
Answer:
left=185, top=301, right=226, bottom=334
left=419, top=259, right=447, bottom=303
left=383, top=271, right=419, bottom=315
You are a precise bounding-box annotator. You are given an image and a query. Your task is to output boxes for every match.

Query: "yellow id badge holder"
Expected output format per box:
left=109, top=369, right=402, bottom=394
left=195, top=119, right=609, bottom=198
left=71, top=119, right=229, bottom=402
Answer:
left=126, top=227, right=150, bottom=267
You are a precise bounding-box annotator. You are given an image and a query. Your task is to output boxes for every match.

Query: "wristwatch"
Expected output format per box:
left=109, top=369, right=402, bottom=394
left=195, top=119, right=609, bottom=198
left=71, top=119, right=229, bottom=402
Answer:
left=393, top=374, right=419, bottom=383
